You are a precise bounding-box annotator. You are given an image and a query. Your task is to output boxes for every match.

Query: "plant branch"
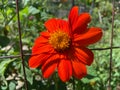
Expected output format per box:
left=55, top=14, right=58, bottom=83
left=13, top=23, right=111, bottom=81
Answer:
left=108, top=0, right=115, bottom=89
left=72, top=78, right=75, bottom=90
left=1, top=46, right=120, bottom=59
left=90, top=46, right=120, bottom=51
left=72, top=0, right=75, bottom=7
left=15, top=0, right=28, bottom=90
left=0, top=54, right=31, bottom=59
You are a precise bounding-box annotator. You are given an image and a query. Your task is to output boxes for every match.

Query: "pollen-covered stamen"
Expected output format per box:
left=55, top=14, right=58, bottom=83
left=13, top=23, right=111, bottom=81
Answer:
left=49, top=30, right=70, bottom=51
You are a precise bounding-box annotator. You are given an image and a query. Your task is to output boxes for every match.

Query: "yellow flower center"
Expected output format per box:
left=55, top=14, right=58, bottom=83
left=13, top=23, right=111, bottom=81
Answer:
left=49, top=30, right=70, bottom=51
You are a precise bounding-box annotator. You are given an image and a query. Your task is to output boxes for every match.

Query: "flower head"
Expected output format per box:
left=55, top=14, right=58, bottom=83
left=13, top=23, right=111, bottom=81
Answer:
left=29, top=6, right=102, bottom=82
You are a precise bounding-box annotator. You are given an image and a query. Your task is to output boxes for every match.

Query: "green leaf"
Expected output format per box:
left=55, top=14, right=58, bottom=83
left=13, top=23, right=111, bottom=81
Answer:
left=23, top=0, right=30, bottom=6
left=26, top=67, right=33, bottom=85
left=28, top=6, right=40, bottom=15
left=81, top=77, right=90, bottom=84
left=0, top=76, right=8, bottom=90
left=87, top=66, right=97, bottom=76
left=20, top=6, right=29, bottom=15
left=9, top=82, right=16, bottom=90
left=81, top=66, right=98, bottom=84
left=0, top=59, right=15, bottom=76
left=95, top=0, right=100, bottom=3
left=20, top=65, right=33, bottom=85
left=58, top=80, right=66, bottom=90
left=0, top=36, right=10, bottom=47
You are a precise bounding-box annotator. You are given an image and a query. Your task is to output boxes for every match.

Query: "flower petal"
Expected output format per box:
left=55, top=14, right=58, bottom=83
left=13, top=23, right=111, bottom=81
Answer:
left=45, top=18, right=69, bottom=33
left=74, top=47, right=94, bottom=65
left=57, top=19, right=70, bottom=34
left=45, top=18, right=58, bottom=32
left=32, top=44, right=54, bottom=55
left=73, top=27, right=103, bottom=46
left=58, top=59, right=72, bottom=82
left=29, top=55, right=42, bottom=68
left=40, top=31, right=50, bottom=38
left=29, top=54, right=51, bottom=68
left=34, top=36, right=48, bottom=45
left=68, top=6, right=91, bottom=33
left=73, top=13, right=91, bottom=33
left=42, top=54, right=59, bottom=78
left=72, top=60, right=87, bottom=79
left=68, top=6, right=79, bottom=30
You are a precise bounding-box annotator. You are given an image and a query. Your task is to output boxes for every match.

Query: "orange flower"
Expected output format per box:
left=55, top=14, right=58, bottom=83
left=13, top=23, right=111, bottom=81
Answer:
left=29, top=6, right=102, bottom=82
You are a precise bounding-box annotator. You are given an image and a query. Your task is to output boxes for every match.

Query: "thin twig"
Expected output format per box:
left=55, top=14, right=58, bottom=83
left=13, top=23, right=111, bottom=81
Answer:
left=72, top=0, right=75, bottom=7
left=98, top=10, right=102, bottom=23
left=5, top=14, right=16, bottom=26
left=0, top=55, right=20, bottom=59
left=15, top=0, right=28, bottom=90
left=0, top=54, right=31, bottom=59
left=90, top=46, right=120, bottom=51
left=89, top=0, right=95, bottom=14
left=72, top=78, right=75, bottom=90
left=1, top=46, right=120, bottom=59
left=108, top=0, right=115, bottom=89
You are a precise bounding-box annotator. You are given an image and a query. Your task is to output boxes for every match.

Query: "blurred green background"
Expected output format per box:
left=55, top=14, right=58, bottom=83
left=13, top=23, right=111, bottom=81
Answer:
left=0, top=0, right=120, bottom=90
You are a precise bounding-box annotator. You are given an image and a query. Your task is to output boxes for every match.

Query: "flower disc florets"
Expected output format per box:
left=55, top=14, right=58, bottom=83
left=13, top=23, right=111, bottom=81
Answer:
left=49, top=30, right=70, bottom=51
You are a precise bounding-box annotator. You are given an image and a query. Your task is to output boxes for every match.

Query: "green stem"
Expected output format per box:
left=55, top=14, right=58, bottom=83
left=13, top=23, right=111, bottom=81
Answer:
left=54, top=73, right=58, bottom=90
left=72, top=78, right=75, bottom=90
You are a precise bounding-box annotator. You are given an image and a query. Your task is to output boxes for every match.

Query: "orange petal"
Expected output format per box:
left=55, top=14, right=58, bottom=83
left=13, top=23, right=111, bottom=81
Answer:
left=57, top=19, right=70, bottom=34
left=34, top=36, right=48, bottom=45
left=58, top=59, right=72, bottom=82
left=73, top=13, right=91, bottom=33
left=29, top=55, right=42, bottom=68
left=45, top=18, right=58, bottom=32
left=42, top=54, right=59, bottom=78
left=40, top=31, right=50, bottom=38
left=73, top=27, right=103, bottom=46
left=32, top=44, right=55, bottom=55
left=68, top=6, right=79, bottom=30
left=74, top=47, right=93, bottom=65
left=29, top=54, right=51, bottom=68
left=45, top=18, right=68, bottom=33
left=72, top=60, right=87, bottom=79
left=68, top=6, right=91, bottom=33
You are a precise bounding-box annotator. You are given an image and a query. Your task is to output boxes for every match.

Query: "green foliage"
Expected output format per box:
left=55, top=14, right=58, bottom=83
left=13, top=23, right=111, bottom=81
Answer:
left=0, top=36, right=10, bottom=47
left=0, top=59, right=13, bottom=76
left=0, top=0, right=120, bottom=90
